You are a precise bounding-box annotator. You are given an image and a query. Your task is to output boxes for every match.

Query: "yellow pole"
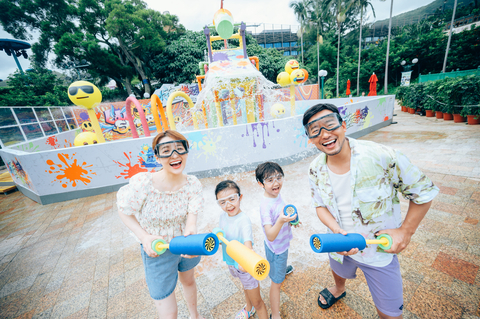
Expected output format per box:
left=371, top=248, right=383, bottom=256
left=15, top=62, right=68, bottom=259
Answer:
left=214, top=91, right=223, bottom=127
left=86, top=109, right=106, bottom=143
left=246, top=84, right=255, bottom=123
left=166, top=91, right=199, bottom=131
left=289, top=85, right=296, bottom=116
left=230, top=89, right=237, bottom=125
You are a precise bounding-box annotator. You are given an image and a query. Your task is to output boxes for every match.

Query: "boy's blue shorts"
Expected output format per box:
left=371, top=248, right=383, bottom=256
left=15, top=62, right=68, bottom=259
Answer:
left=140, top=244, right=201, bottom=300
left=264, top=242, right=289, bottom=284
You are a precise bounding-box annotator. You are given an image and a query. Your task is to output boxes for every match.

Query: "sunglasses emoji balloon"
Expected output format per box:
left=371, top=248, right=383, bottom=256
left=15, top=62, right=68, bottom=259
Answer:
left=68, top=81, right=106, bottom=144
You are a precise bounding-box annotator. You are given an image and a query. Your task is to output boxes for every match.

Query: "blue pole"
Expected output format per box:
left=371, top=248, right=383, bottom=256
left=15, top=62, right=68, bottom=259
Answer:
left=11, top=54, right=25, bottom=76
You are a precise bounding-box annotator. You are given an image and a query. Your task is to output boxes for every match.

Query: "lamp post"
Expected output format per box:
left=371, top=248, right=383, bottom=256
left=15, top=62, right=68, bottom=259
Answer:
left=318, top=70, right=328, bottom=99
left=61, top=59, right=90, bottom=81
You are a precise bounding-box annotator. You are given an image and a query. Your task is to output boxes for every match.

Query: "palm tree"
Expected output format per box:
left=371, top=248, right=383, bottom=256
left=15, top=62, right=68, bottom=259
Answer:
left=356, top=0, right=378, bottom=96
left=289, top=0, right=310, bottom=64
left=325, top=0, right=355, bottom=97
left=384, top=0, right=393, bottom=94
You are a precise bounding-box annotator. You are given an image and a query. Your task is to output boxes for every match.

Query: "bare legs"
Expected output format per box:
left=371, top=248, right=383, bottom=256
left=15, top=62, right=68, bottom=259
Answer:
left=270, top=282, right=282, bottom=319
left=244, top=286, right=268, bottom=319
left=153, top=268, right=204, bottom=319
left=318, top=270, right=346, bottom=306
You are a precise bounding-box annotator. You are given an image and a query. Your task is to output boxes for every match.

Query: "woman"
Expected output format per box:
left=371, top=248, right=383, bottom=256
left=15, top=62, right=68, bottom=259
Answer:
left=117, top=130, right=204, bottom=319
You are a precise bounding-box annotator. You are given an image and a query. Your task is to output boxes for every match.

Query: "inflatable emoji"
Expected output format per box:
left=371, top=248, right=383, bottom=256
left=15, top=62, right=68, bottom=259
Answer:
left=68, top=81, right=105, bottom=143
left=74, top=132, right=98, bottom=147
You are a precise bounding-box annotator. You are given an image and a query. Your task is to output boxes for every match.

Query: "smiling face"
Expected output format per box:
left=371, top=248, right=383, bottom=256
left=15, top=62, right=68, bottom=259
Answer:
left=68, top=81, right=102, bottom=110
left=308, top=110, right=348, bottom=157
left=290, top=69, right=307, bottom=85
left=216, top=188, right=243, bottom=217
left=154, top=136, right=188, bottom=175
left=260, top=171, right=284, bottom=198
left=285, top=60, right=299, bottom=74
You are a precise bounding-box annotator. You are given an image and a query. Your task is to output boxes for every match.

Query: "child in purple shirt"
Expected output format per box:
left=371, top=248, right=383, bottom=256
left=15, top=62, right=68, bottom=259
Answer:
left=256, top=162, right=300, bottom=319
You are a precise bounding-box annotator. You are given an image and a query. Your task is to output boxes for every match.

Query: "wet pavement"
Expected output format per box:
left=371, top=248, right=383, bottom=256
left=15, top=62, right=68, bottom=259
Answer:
left=0, top=104, right=479, bottom=319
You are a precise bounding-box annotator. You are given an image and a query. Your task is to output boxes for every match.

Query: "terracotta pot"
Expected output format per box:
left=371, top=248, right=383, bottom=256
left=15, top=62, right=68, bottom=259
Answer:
left=443, top=113, right=453, bottom=121
left=436, top=111, right=443, bottom=119
left=467, top=115, right=480, bottom=125
left=425, top=110, right=435, bottom=117
left=453, top=114, right=466, bottom=123
left=408, top=108, right=415, bottom=114
left=402, top=106, right=406, bottom=112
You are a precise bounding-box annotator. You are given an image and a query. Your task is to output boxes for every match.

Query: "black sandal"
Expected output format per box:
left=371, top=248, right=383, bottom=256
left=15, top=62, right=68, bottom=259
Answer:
left=317, top=288, right=346, bottom=309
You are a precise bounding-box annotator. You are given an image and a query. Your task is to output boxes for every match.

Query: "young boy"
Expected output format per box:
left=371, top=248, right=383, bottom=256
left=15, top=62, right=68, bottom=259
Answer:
left=255, top=162, right=299, bottom=319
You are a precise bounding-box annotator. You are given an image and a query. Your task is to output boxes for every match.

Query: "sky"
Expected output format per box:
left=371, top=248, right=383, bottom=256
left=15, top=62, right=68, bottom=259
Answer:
left=0, top=0, right=436, bottom=81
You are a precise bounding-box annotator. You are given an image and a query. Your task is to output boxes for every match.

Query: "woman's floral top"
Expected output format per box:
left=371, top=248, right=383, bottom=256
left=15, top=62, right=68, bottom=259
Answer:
left=117, top=172, right=204, bottom=243
left=309, top=138, right=439, bottom=264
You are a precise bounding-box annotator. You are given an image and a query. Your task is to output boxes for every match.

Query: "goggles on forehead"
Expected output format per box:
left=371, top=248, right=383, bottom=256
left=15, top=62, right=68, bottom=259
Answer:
left=154, top=140, right=189, bottom=158
left=304, top=113, right=343, bottom=139
left=68, top=85, right=94, bottom=96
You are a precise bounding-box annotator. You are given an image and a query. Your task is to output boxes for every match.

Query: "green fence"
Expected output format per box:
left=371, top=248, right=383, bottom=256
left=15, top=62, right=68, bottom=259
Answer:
left=419, top=68, right=480, bottom=83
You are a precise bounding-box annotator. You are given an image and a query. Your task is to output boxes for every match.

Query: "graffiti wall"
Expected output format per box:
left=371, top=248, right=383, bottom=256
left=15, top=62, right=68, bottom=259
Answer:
left=0, top=96, right=394, bottom=204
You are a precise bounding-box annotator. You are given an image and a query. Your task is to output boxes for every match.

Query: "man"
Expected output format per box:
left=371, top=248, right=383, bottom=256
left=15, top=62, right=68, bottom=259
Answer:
left=305, top=103, right=439, bottom=319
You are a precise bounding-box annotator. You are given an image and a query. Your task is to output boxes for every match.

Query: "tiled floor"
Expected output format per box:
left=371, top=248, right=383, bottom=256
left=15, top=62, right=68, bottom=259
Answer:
left=0, top=105, right=479, bottom=319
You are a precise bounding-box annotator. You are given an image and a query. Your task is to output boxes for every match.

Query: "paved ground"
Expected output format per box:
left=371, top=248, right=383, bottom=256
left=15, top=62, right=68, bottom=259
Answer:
left=0, top=104, right=479, bottom=319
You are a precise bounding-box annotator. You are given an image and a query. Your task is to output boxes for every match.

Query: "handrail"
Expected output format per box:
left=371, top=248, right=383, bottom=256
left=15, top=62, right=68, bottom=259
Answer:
left=166, top=92, right=199, bottom=131
left=125, top=96, right=151, bottom=138
left=150, top=94, right=169, bottom=132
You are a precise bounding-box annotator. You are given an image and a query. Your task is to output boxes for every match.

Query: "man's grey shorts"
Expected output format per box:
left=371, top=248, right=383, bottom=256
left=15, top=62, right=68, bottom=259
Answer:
left=329, top=255, right=403, bottom=317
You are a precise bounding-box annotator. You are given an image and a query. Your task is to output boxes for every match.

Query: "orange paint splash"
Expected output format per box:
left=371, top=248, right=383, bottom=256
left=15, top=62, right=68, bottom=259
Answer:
left=45, top=136, right=59, bottom=149
left=383, top=116, right=389, bottom=121
left=113, top=152, right=148, bottom=179
left=45, top=153, right=96, bottom=188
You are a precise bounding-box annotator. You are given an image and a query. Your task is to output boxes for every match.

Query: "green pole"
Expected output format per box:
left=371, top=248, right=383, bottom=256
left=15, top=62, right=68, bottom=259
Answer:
left=321, top=77, right=325, bottom=99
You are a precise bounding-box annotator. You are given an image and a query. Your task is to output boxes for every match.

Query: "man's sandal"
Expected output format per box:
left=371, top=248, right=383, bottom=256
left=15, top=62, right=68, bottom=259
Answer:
left=317, top=288, right=346, bottom=309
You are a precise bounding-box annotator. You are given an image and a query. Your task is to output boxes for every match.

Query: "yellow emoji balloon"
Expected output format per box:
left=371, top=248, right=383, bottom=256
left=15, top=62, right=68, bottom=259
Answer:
left=290, top=69, right=307, bottom=85
left=81, top=121, right=94, bottom=131
left=285, top=60, right=299, bottom=74
left=270, top=103, right=286, bottom=118
left=277, top=71, right=291, bottom=87
left=68, top=81, right=105, bottom=143
left=68, top=81, right=102, bottom=110
left=74, top=132, right=98, bottom=147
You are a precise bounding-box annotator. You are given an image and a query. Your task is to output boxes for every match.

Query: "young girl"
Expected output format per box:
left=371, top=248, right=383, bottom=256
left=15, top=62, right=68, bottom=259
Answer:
left=215, top=180, right=268, bottom=319
left=117, top=130, right=204, bottom=319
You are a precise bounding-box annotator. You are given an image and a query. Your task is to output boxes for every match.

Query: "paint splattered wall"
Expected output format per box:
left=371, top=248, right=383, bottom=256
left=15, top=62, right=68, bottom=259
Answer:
left=0, top=96, right=394, bottom=204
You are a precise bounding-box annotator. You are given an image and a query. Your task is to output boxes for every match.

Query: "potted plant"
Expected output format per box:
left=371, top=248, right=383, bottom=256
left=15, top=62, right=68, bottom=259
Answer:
left=436, top=78, right=455, bottom=120
left=423, top=81, right=437, bottom=117
left=460, top=76, right=480, bottom=125
left=395, top=86, right=408, bottom=112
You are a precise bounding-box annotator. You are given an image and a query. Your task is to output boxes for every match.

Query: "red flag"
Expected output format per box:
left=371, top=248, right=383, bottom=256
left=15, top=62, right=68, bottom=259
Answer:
left=368, top=73, right=378, bottom=96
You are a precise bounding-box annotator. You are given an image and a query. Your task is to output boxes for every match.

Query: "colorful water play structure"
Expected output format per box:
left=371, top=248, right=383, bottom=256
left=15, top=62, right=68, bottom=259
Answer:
left=0, top=4, right=395, bottom=205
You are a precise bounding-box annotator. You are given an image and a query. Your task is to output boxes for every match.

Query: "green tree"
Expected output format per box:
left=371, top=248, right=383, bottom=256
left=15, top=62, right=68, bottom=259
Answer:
left=104, top=0, right=179, bottom=94
left=0, top=69, right=69, bottom=106
left=289, top=0, right=311, bottom=64
left=150, top=30, right=205, bottom=84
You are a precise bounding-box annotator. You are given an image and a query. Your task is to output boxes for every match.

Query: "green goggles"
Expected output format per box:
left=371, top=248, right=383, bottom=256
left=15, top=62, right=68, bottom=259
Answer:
left=304, top=113, right=343, bottom=138
left=154, top=140, right=189, bottom=158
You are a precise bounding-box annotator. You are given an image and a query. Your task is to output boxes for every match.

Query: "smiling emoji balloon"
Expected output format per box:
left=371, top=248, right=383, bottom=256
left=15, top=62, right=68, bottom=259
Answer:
left=68, top=81, right=105, bottom=143
left=285, top=60, right=299, bottom=74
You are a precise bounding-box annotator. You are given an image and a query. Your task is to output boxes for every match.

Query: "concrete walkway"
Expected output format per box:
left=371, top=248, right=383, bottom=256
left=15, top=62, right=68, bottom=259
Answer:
left=0, top=104, right=479, bottom=319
